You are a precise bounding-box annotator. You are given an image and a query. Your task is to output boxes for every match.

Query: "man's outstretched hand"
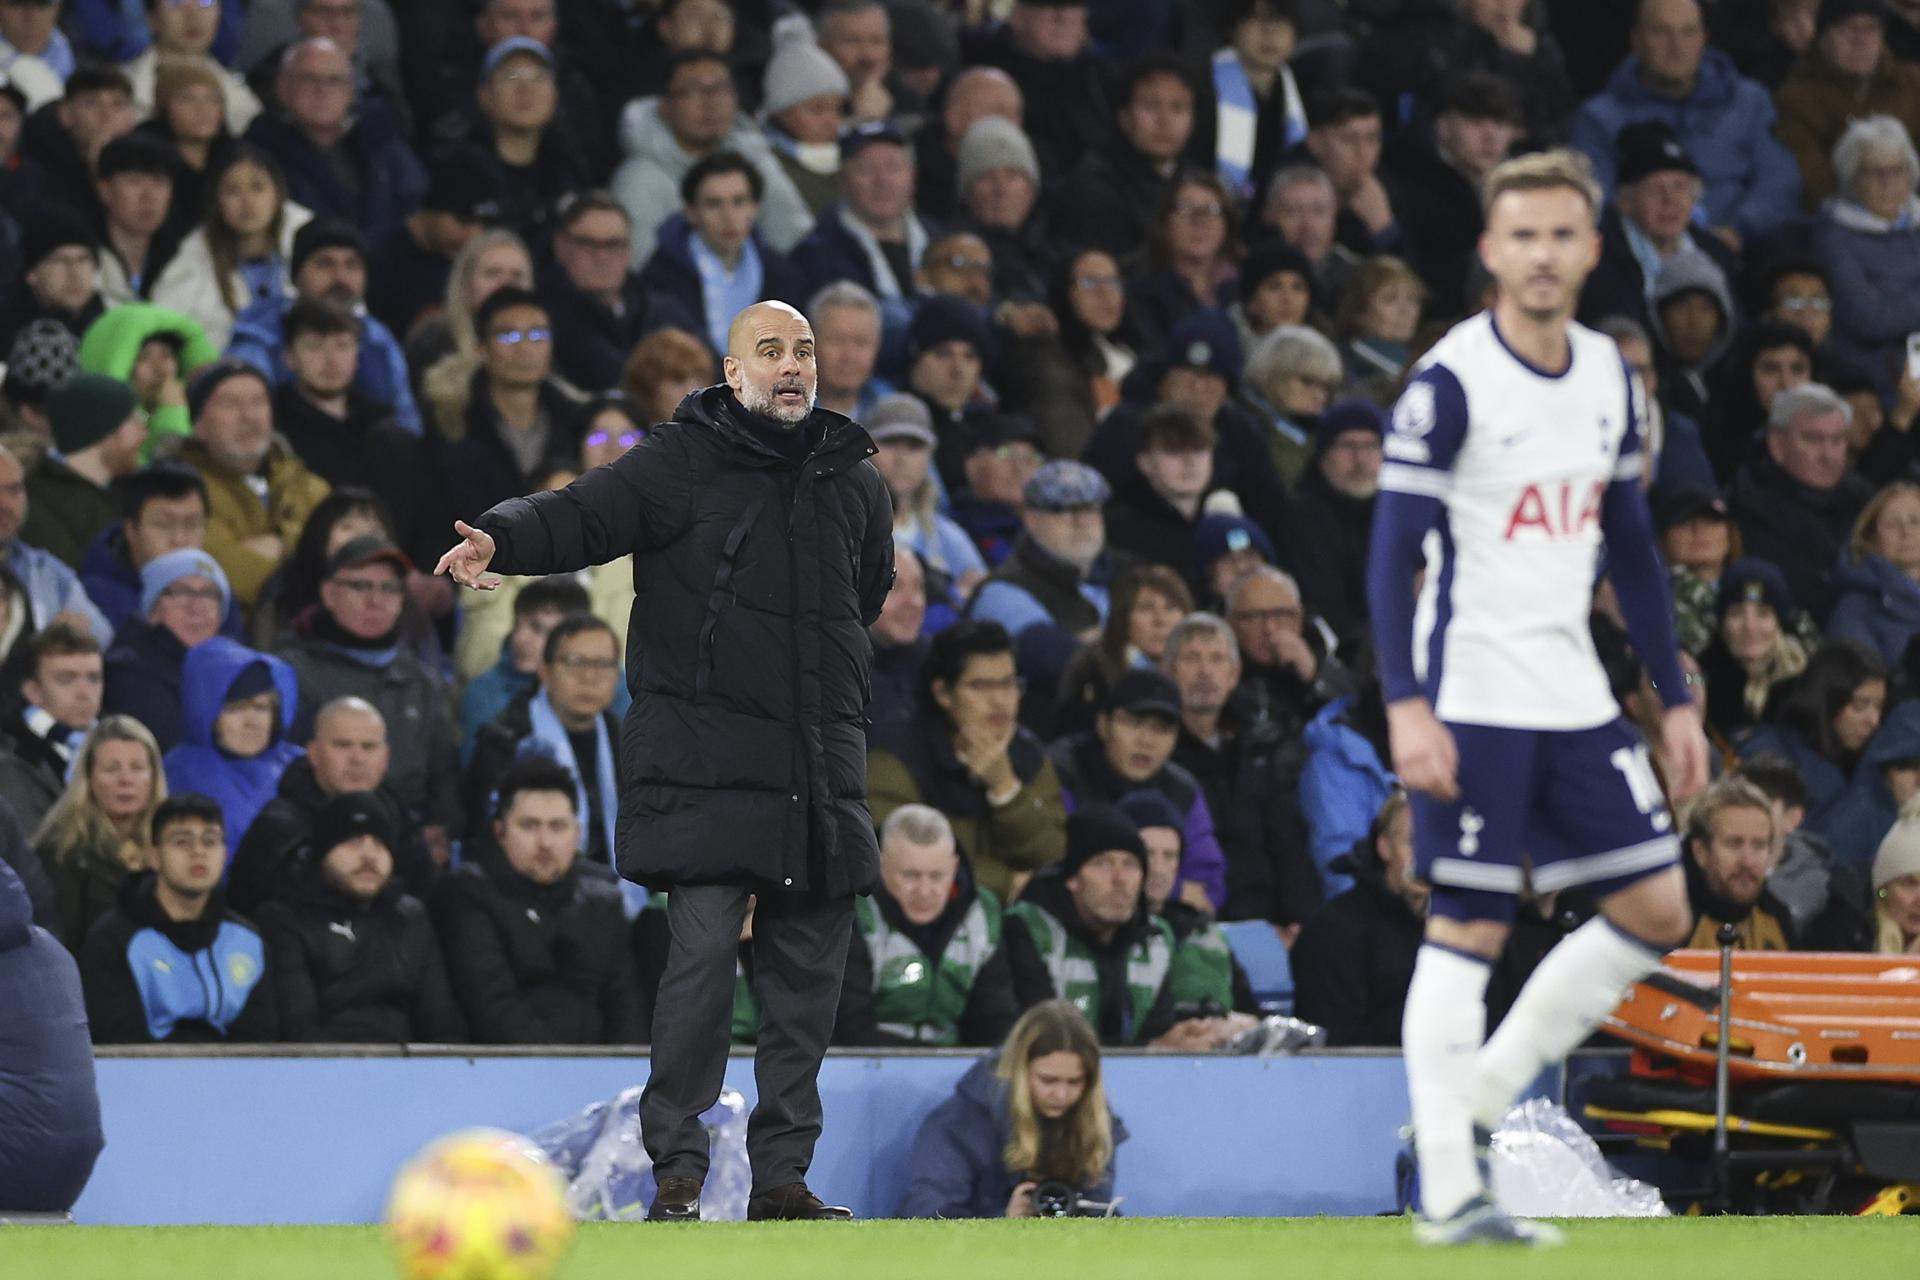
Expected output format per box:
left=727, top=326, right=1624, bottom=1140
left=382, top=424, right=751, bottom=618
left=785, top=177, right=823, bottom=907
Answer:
left=435, top=520, right=500, bottom=590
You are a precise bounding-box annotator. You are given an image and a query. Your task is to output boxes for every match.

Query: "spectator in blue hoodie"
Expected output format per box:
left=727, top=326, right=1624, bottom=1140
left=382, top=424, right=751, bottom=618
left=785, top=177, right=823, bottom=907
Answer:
left=1570, top=0, right=1801, bottom=246
left=161, top=636, right=304, bottom=860
left=1829, top=480, right=1920, bottom=669
left=0, top=858, right=104, bottom=1213
left=101, top=546, right=232, bottom=751
left=898, top=998, right=1124, bottom=1219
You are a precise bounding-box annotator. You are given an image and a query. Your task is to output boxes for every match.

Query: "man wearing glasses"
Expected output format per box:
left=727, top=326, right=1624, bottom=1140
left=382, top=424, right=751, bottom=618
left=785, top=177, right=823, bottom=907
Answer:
left=276, top=535, right=460, bottom=870
left=544, top=190, right=692, bottom=393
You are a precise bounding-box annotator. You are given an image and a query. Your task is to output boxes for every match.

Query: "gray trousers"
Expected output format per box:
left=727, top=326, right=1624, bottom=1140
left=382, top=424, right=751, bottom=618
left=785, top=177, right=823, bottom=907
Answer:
left=639, top=883, right=852, bottom=1193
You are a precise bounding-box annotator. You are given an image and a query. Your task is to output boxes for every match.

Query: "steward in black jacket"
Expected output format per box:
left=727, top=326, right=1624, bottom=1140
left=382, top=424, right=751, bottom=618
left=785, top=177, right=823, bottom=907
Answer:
left=1289, top=841, right=1424, bottom=1047
left=256, top=864, right=465, bottom=1044
left=469, top=382, right=895, bottom=896
left=429, top=860, right=643, bottom=1045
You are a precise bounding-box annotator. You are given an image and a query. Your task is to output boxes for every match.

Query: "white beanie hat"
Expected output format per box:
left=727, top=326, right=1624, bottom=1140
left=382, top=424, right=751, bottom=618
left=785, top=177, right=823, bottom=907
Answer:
left=762, top=16, right=851, bottom=119
left=956, top=116, right=1040, bottom=195
left=1874, top=814, right=1920, bottom=891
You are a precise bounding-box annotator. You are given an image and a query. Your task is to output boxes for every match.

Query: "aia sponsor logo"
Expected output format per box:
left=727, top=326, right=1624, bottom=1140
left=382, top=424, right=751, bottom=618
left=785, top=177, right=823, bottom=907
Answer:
left=1504, top=480, right=1604, bottom=540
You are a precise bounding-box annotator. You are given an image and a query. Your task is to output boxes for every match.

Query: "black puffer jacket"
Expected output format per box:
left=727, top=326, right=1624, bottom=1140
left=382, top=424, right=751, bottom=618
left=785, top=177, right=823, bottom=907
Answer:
left=474, top=385, right=895, bottom=896
left=255, top=874, right=466, bottom=1043
left=228, top=759, right=436, bottom=915
left=429, top=861, right=642, bottom=1045
left=1289, top=844, right=1423, bottom=1047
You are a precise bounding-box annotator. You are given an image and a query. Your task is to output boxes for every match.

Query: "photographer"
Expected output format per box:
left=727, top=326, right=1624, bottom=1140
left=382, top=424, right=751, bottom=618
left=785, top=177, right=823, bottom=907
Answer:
left=898, top=1000, right=1124, bottom=1219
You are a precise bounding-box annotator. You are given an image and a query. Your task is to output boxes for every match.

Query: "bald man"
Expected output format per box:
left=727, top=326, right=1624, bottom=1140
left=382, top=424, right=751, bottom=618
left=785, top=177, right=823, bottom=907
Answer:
left=438, top=300, right=895, bottom=1221
left=915, top=65, right=1023, bottom=220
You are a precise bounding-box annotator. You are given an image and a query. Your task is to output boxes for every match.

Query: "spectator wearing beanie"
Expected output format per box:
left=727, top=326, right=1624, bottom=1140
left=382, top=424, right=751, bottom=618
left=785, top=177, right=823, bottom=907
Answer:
left=227, top=216, right=423, bottom=437
left=101, top=547, right=232, bottom=751
left=1115, top=787, right=1259, bottom=1020
left=1002, top=805, right=1194, bottom=1046
left=18, top=373, right=146, bottom=568
left=1777, top=0, right=1920, bottom=207
left=2, top=320, right=80, bottom=449
left=915, top=66, right=1021, bottom=227
left=905, top=294, right=997, bottom=489
left=1193, top=513, right=1276, bottom=610
left=964, top=0, right=1116, bottom=186
left=1227, top=241, right=1317, bottom=358
left=254, top=790, right=466, bottom=1043
left=1285, top=400, right=1382, bottom=654
left=1697, top=556, right=1808, bottom=744
left=760, top=15, right=853, bottom=217
left=0, top=207, right=106, bottom=354
left=161, top=636, right=304, bottom=859
left=1867, top=809, right=1920, bottom=952
left=953, top=115, right=1053, bottom=308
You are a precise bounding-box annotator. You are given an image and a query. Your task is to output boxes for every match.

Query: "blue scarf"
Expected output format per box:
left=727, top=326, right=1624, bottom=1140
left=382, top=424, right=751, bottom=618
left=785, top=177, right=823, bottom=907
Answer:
left=690, top=233, right=765, bottom=357
left=523, top=688, right=620, bottom=871
left=1212, top=48, right=1306, bottom=202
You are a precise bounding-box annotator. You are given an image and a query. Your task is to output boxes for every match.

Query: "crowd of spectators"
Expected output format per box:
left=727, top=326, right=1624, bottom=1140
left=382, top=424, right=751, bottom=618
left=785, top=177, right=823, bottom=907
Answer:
left=3, top=0, right=1920, bottom=1054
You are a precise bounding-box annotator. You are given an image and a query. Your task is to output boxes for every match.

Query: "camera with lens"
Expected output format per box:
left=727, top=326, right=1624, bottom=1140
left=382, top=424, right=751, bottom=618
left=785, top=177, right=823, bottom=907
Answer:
left=1030, top=1180, right=1117, bottom=1218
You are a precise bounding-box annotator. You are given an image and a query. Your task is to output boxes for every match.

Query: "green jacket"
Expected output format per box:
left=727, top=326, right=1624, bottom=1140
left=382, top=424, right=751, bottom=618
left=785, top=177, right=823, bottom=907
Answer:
left=850, top=887, right=1005, bottom=1046
left=77, top=302, right=219, bottom=458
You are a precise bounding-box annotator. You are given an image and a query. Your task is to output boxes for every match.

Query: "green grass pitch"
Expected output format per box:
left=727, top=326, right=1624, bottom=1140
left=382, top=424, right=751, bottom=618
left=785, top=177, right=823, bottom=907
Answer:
left=4, top=1217, right=1915, bottom=1280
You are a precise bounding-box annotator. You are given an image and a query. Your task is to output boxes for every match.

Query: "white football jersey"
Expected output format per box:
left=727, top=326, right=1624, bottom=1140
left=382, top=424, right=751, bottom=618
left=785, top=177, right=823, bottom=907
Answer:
left=1379, top=312, right=1642, bottom=731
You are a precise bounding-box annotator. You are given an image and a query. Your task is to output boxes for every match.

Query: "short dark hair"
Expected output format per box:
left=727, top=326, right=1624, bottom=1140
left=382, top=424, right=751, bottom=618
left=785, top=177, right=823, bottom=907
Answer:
left=1218, top=0, right=1300, bottom=28
left=1137, top=403, right=1215, bottom=454
left=22, top=621, right=101, bottom=683
left=493, top=756, right=579, bottom=817
left=475, top=285, right=547, bottom=338
left=666, top=48, right=733, bottom=86
left=1746, top=318, right=1817, bottom=362
left=1437, top=71, right=1522, bottom=126
left=283, top=295, right=359, bottom=345
left=1119, top=53, right=1194, bottom=111
left=116, top=462, right=208, bottom=522
left=542, top=613, right=616, bottom=665
left=682, top=150, right=764, bottom=207
left=1307, top=86, right=1379, bottom=132
left=151, top=793, right=224, bottom=844
left=515, top=577, right=593, bottom=619
left=920, top=618, right=1014, bottom=713
left=557, top=189, right=630, bottom=235
left=65, top=64, right=134, bottom=102
left=1740, top=753, right=1809, bottom=811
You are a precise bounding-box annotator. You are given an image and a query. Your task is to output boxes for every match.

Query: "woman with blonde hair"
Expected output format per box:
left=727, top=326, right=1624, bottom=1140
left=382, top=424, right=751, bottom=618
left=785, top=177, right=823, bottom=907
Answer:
left=411, top=229, right=536, bottom=408
left=1829, top=480, right=1920, bottom=667
left=1335, top=254, right=1426, bottom=401
left=141, top=54, right=237, bottom=235
left=899, top=999, right=1123, bottom=1218
left=150, top=145, right=310, bottom=348
left=31, top=716, right=168, bottom=947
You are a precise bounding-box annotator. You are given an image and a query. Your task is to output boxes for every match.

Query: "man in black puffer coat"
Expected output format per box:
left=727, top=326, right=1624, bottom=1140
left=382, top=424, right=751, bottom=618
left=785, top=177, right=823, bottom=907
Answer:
left=428, top=759, right=643, bottom=1045
left=256, top=793, right=465, bottom=1044
left=435, top=300, right=894, bottom=1223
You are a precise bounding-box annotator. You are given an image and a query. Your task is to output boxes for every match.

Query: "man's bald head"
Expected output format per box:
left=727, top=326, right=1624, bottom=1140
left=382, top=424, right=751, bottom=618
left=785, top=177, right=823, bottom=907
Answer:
left=944, top=67, right=1022, bottom=146
left=309, top=696, right=390, bottom=795
left=724, top=301, right=819, bottom=424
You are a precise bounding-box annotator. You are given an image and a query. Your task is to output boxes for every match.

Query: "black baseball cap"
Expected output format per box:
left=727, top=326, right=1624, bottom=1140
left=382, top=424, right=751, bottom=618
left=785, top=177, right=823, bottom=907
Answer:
left=1104, top=669, right=1182, bottom=720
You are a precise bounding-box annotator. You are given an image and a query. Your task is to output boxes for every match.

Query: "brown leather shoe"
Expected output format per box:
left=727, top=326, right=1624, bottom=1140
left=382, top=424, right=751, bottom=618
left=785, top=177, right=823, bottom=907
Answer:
left=745, top=1182, right=853, bottom=1221
left=648, top=1176, right=702, bottom=1222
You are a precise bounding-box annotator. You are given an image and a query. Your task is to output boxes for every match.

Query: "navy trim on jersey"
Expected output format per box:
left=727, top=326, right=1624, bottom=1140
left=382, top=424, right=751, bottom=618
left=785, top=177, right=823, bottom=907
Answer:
left=1421, top=513, right=1457, bottom=704
left=1488, top=312, right=1573, bottom=380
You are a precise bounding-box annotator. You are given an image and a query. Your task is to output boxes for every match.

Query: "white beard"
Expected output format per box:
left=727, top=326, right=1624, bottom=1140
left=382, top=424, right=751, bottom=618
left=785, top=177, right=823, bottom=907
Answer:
left=743, top=381, right=816, bottom=424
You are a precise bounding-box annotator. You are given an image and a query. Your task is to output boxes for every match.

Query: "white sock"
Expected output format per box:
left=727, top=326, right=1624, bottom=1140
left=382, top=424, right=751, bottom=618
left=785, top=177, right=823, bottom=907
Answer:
left=1468, top=917, right=1665, bottom=1130
left=1403, top=944, right=1492, bottom=1220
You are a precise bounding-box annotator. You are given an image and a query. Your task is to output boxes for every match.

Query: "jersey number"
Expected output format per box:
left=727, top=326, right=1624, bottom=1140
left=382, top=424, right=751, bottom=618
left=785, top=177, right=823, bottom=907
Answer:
left=1609, top=744, right=1672, bottom=831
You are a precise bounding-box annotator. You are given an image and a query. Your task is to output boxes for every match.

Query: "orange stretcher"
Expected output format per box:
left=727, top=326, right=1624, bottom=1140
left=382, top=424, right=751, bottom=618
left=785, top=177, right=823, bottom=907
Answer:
left=1603, top=951, right=1920, bottom=1084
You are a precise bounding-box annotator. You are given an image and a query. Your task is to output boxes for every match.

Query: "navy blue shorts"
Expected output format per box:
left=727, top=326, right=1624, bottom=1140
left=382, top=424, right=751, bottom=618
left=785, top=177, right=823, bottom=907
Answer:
left=1410, top=718, right=1681, bottom=924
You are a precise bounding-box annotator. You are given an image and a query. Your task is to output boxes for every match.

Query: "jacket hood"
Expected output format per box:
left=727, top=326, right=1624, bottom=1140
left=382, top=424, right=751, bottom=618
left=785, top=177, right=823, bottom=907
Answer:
left=1604, top=47, right=1743, bottom=112
left=1864, top=700, right=1920, bottom=769
left=1833, top=550, right=1920, bottom=602
left=1649, top=250, right=1737, bottom=368
left=671, top=383, right=874, bottom=472
left=177, top=636, right=299, bottom=750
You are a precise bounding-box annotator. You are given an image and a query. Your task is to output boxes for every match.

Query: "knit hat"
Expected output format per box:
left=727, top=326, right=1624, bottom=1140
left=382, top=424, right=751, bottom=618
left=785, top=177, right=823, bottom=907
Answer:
left=1116, top=789, right=1183, bottom=840
left=1313, top=399, right=1387, bottom=457
left=1023, top=458, right=1109, bottom=511
left=908, top=295, right=992, bottom=361
left=1103, top=668, right=1181, bottom=720
left=1652, top=484, right=1729, bottom=534
left=312, top=790, right=396, bottom=858
left=1167, top=309, right=1242, bottom=384
left=866, top=393, right=937, bottom=447
left=890, top=0, right=960, bottom=74
left=1873, top=815, right=1920, bottom=891
left=956, top=116, right=1039, bottom=194
left=1061, top=804, right=1147, bottom=878
left=46, top=372, right=137, bottom=456
left=4, top=319, right=79, bottom=405
left=290, top=217, right=368, bottom=278
left=19, top=206, right=98, bottom=273
left=1194, top=513, right=1275, bottom=573
left=140, top=547, right=232, bottom=617
left=422, top=146, right=508, bottom=222
left=1239, top=240, right=1317, bottom=308
left=761, top=16, right=850, bottom=118
left=186, top=357, right=270, bottom=422
left=964, top=411, right=1039, bottom=455
left=1717, top=557, right=1795, bottom=623
left=1616, top=120, right=1698, bottom=187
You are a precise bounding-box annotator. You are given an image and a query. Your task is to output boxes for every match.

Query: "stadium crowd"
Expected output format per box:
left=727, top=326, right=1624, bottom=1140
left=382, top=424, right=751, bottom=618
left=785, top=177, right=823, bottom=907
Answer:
left=2, top=0, right=1920, bottom=1056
